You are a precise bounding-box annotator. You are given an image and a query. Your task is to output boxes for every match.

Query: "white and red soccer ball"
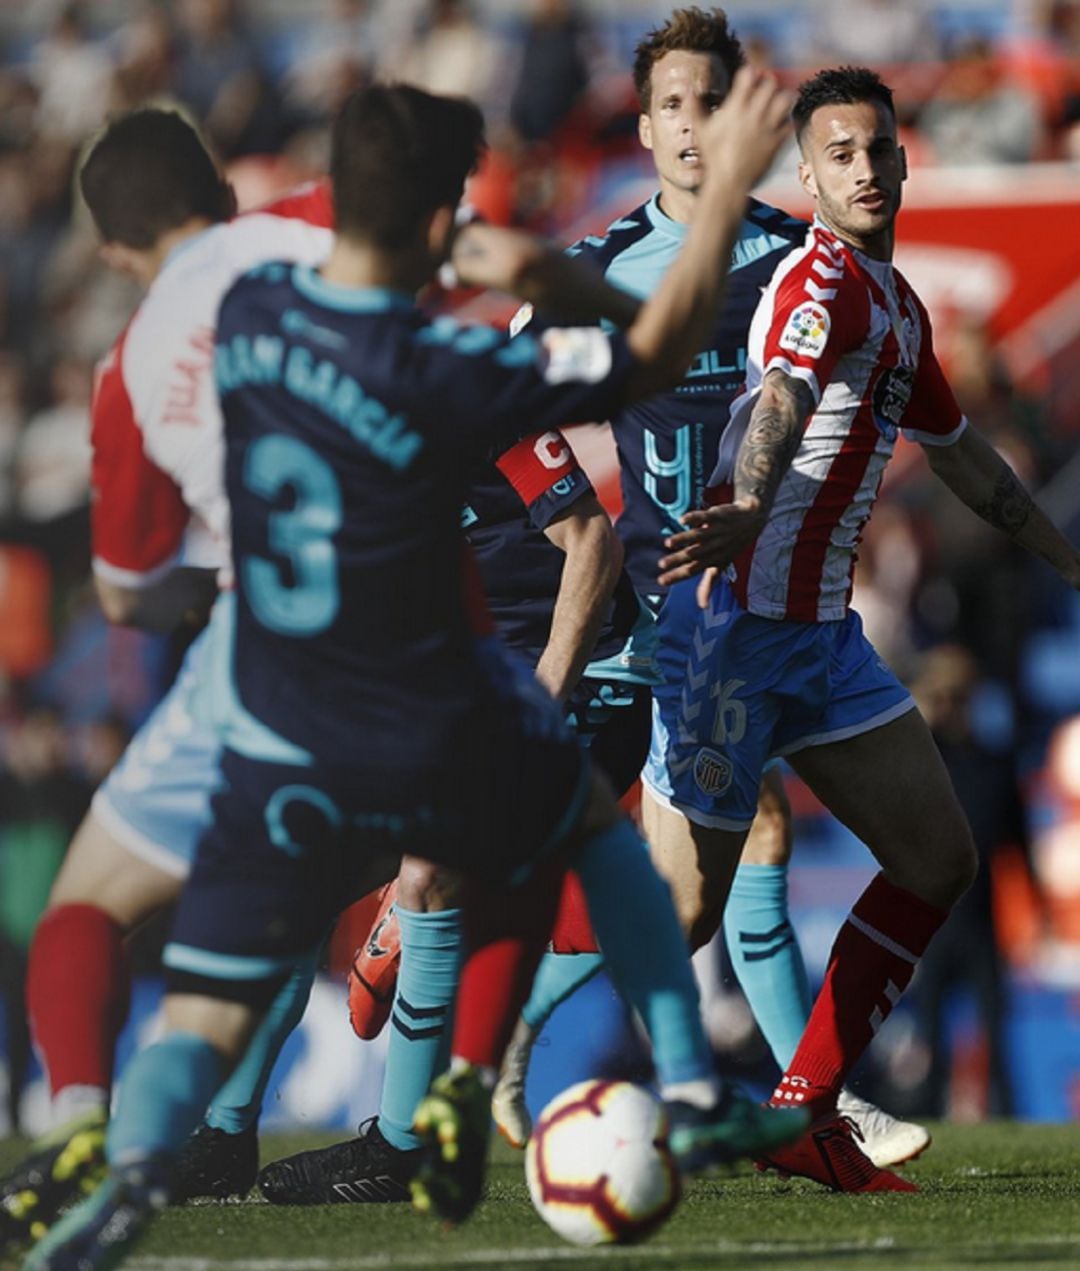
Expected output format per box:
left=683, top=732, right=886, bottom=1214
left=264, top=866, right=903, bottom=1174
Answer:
left=525, top=1079, right=681, bottom=1246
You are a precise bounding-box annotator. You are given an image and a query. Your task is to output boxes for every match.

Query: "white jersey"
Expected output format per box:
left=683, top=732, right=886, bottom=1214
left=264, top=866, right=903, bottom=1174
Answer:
left=90, top=185, right=334, bottom=590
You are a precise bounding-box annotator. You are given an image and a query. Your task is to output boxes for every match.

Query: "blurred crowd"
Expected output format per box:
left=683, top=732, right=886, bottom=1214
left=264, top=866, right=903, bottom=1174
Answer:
left=0, top=0, right=1079, bottom=1126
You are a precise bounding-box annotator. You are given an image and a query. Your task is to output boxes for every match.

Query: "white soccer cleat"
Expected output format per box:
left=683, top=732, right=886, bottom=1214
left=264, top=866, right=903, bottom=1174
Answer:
left=836, top=1090, right=931, bottom=1169
left=492, top=1016, right=539, bottom=1149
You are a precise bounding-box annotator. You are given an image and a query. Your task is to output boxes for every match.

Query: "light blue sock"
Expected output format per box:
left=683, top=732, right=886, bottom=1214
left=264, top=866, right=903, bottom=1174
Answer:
left=378, top=906, right=462, bottom=1152
left=723, top=863, right=811, bottom=1069
left=205, top=950, right=319, bottom=1134
left=575, top=820, right=713, bottom=1087
left=522, top=951, right=604, bottom=1030
left=106, top=1032, right=224, bottom=1167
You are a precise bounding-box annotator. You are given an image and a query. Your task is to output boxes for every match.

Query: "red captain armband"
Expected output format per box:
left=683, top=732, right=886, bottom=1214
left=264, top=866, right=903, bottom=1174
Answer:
left=495, top=430, right=577, bottom=506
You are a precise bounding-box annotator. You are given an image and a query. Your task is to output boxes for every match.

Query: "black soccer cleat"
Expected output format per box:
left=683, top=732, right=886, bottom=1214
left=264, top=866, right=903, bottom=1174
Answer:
left=257, top=1118, right=422, bottom=1205
left=23, top=1157, right=170, bottom=1271
left=172, top=1122, right=259, bottom=1202
left=0, top=1109, right=107, bottom=1254
left=411, top=1064, right=491, bottom=1225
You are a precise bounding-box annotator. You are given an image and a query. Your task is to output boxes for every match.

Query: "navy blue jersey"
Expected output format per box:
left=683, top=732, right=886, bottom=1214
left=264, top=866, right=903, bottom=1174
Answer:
left=567, top=195, right=807, bottom=600
left=213, top=262, right=635, bottom=767
left=464, top=428, right=640, bottom=670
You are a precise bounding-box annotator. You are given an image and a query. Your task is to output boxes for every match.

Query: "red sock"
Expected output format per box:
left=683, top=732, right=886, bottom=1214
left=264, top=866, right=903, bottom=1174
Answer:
left=451, top=858, right=564, bottom=1070
left=26, top=904, right=130, bottom=1098
left=773, top=873, right=947, bottom=1118
left=548, top=870, right=599, bottom=955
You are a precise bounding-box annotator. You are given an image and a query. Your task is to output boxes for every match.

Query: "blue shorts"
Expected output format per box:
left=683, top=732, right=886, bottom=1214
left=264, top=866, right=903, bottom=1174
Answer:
left=642, top=577, right=913, bottom=831
left=92, top=627, right=222, bottom=878
left=164, top=640, right=590, bottom=1004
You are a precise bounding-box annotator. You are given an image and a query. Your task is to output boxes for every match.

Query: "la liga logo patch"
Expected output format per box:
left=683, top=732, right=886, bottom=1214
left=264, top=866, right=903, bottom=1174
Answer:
left=779, top=301, right=830, bottom=359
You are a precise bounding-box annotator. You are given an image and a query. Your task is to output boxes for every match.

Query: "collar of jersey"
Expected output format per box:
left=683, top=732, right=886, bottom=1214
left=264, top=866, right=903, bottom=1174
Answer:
left=812, top=216, right=893, bottom=286
left=644, top=193, right=688, bottom=241
left=291, top=265, right=415, bottom=314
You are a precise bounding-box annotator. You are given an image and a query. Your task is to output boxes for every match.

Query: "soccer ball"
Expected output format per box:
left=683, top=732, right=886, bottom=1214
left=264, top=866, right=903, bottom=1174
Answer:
left=525, top=1079, right=681, bottom=1246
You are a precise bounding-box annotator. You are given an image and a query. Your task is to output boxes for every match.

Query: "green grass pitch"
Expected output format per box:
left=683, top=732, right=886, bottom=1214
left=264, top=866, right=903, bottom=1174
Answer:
left=3, top=1122, right=1079, bottom=1270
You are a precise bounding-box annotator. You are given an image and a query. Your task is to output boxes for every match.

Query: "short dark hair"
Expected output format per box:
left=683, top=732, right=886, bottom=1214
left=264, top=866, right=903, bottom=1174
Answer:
left=80, top=109, right=232, bottom=247
left=632, top=7, right=745, bottom=112
left=793, top=66, right=896, bottom=143
left=331, top=84, right=486, bottom=251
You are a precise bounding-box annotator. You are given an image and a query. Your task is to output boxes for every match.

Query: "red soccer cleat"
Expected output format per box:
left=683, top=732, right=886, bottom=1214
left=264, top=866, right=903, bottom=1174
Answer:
left=347, top=882, right=401, bottom=1040
left=756, top=1113, right=919, bottom=1193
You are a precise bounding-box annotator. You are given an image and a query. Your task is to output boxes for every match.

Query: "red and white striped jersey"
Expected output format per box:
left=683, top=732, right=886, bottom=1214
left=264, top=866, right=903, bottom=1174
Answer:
left=708, top=220, right=967, bottom=623
left=90, top=183, right=334, bottom=591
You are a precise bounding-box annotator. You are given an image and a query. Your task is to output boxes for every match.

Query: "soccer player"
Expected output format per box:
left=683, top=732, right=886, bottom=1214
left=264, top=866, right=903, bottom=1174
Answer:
left=651, top=65, right=1080, bottom=1191
left=0, top=107, right=642, bottom=1250
left=27, top=75, right=798, bottom=1268
left=491, top=6, right=926, bottom=1171
left=254, top=430, right=655, bottom=1205
left=0, top=110, right=337, bottom=1255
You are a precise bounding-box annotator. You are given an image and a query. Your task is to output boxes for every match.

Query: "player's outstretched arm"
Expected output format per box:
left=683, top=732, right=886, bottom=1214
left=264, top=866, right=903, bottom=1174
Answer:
left=656, top=368, right=815, bottom=599
left=535, top=494, right=625, bottom=703
left=925, top=424, right=1080, bottom=588
left=623, top=69, right=792, bottom=401
left=450, top=223, right=641, bottom=329
left=95, top=566, right=218, bottom=632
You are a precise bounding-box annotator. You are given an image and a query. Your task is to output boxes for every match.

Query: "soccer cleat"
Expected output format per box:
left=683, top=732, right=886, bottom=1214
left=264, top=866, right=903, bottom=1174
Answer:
left=836, top=1090, right=931, bottom=1169
left=348, top=882, right=401, bottom=1040
left=411, top=1064, right=491, bottom=1225
left=666, top=1088, right=809, bottom=1174
left=24, top=1158, right=170, bottom=1271
left=491, top=1017, right=539, bottom=1149
left=0, top=1109, right=107, bottom=1254
left=756, top=1112, right=919, bottom=1193
left=172, top=1123, right=259, bottom=1202
left=257, top=1118, right=422, bottom=1205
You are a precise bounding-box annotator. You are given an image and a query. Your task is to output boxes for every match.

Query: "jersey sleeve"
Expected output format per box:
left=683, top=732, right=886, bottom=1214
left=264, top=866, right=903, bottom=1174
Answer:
left=900, top=297, right=968, bottom=447
left=90, top=332, right=190, bottom=588
left=494, top=429, right=595, bottom=532
left=417, top=320, right=635, bottom=453
left=255, top=180, right=335, bottom=229
left=759, top=248, right=870, bottom=404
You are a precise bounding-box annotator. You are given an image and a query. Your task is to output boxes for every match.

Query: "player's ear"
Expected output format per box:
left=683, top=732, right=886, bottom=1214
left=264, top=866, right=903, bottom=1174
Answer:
left=898, top=144, right=908, bottom=181
left=427, top=205, right=456, bottom=261
left=99, top=241, right=143, bottom=280
left=798, top=159, right=817, bottom=200
left=638, top=113, right=653, bottom=152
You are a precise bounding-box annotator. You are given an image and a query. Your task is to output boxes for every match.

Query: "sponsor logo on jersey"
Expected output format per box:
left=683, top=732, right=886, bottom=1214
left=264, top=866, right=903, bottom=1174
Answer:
left=693, top=747, right=733, bottom=797
left=540, top=327, right=613, bottom=385
left=870, top=364, right=915, bottom=440
left=779, top=302, right=830, bottom=359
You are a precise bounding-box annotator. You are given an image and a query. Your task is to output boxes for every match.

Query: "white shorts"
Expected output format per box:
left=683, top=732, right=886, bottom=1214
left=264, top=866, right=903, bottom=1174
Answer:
left=92, top=627, right=223, bottom=877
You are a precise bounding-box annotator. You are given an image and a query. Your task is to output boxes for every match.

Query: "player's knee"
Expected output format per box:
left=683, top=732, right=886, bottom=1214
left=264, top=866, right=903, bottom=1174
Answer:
left=396, top=856, right=460, bottom=911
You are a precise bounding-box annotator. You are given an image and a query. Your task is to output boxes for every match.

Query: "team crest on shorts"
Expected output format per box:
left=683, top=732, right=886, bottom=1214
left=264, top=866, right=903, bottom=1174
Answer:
left=693, top=748, right=733, bottom=797
left=779, top=302, right=830, bottom=359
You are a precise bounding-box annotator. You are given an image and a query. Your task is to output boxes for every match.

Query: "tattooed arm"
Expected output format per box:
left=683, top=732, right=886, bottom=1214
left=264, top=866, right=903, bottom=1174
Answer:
left=657, top=369, right=816, bottom=592
left=926, top=425, right=1080, bottom=588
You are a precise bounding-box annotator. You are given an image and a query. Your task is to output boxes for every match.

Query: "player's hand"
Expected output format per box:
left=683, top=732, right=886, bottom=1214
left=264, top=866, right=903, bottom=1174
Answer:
left=700, top=67, right=793, bottom=196
left=657, top=497, right=767, bottom=603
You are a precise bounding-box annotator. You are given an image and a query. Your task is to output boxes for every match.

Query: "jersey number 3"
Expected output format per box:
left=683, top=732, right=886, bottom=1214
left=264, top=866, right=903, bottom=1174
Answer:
left=242, top=434, right=342, bottom=636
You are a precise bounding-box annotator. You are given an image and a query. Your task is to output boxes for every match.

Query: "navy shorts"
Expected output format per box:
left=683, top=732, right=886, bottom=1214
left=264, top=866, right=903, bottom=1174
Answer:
left=164, top=643, right=589, bottom=1004
left=567, top=676, right=651, bottom=799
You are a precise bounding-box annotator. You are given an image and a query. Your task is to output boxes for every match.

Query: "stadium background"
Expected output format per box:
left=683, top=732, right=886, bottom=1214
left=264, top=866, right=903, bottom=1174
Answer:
left=0, top=0, right=1077, bottom=1137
